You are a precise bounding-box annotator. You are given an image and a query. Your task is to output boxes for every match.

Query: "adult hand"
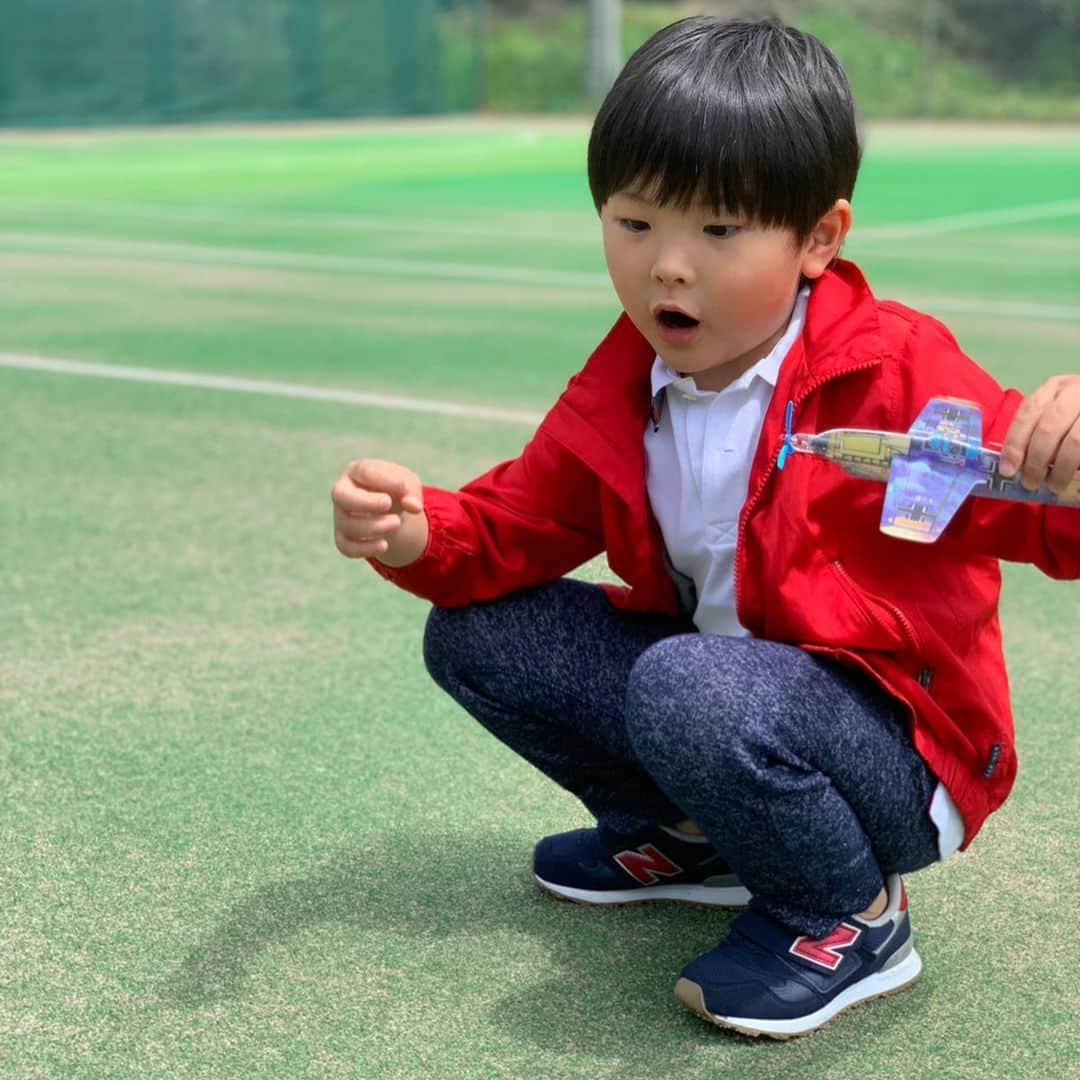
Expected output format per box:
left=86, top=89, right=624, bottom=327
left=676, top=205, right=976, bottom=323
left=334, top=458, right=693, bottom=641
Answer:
left=998, top=375, right=1080, bottom=496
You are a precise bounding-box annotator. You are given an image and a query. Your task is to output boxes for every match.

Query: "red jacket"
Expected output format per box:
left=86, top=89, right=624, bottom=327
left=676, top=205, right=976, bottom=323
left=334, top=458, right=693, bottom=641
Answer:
left=374, top=259, right=1079, bottom=847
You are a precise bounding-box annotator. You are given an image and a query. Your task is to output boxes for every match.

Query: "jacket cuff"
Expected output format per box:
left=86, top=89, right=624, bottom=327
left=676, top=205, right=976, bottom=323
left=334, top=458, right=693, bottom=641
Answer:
left=366, top=486, right=457, bottom=595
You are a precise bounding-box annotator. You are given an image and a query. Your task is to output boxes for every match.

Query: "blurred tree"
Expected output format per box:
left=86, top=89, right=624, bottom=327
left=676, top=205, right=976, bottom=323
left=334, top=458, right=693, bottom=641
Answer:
left=484, top=0, right=544, bottom=11
left=783, top=0, right=1079, bottom=87
left=939, top=0, right=1079, bottom=85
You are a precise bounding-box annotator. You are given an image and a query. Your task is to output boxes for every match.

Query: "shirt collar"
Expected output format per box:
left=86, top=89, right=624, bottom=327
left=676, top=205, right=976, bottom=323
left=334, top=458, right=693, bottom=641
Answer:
left=650, top=284, right=810, bottom=400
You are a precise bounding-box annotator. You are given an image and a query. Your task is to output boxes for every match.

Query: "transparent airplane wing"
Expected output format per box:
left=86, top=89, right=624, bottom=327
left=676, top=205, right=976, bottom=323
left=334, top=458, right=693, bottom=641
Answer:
left=909, top=397, right=983, bottom=446
left=880, top=454, right=980, bottom=543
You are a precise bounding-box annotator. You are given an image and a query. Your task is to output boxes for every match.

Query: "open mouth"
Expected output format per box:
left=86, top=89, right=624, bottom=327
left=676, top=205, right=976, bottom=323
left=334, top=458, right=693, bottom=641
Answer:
left=656, top=309, right=700, bottom=330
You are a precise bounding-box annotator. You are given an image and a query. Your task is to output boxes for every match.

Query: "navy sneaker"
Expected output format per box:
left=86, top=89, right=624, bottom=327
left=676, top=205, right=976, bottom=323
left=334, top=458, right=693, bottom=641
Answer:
left=675, top=874, right=920, bottom=1038
left=532, top=823, right=751, bottom=906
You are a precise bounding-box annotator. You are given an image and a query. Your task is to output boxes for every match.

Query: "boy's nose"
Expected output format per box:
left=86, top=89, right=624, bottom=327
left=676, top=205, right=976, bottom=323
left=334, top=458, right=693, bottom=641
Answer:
left=651, top=252, right=695, bottom=286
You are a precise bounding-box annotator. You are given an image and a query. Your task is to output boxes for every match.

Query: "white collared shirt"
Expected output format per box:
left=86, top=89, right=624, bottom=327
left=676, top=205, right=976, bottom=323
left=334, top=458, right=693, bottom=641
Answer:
left=645, top=287, right=809, bottom=638
left=642, top=285, right=963, bottom=860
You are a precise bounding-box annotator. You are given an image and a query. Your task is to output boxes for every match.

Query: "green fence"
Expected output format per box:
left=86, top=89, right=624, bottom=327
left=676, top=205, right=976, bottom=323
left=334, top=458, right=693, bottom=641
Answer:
left=0, top=0, right=483, bottom=126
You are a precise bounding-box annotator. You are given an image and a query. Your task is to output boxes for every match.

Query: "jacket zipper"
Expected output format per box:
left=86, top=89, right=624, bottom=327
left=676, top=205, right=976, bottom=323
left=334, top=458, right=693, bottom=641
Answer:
left=733, top=360, right=881, bottom=624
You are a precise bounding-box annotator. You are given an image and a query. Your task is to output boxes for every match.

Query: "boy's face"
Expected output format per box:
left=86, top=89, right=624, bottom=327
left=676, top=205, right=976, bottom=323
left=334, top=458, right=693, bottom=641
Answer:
left=601, top=191, right=842, bottom=392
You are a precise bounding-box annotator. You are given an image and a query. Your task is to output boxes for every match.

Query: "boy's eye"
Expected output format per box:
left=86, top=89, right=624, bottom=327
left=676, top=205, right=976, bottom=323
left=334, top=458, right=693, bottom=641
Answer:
left=617, top=218, right=650, bottom=233
left=704, top=224, right=741, bottom=239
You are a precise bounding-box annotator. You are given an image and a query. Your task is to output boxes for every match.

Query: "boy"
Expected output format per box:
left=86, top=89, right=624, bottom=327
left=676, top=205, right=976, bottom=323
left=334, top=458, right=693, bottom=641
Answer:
left=331, top=17, right=1080, bottom=1038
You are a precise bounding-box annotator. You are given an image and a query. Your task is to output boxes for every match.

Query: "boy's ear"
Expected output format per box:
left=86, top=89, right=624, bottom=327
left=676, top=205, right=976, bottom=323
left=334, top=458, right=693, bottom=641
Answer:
left=800, top=200, right=852, bottom=279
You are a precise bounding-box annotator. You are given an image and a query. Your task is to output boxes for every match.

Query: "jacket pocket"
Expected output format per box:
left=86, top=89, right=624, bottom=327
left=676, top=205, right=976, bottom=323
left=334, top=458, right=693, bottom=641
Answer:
left=827, top=559, right=926, bottom=661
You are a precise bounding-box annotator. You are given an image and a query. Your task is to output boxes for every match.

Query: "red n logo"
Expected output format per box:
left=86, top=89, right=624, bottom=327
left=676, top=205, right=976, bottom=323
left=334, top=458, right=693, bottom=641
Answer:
left=789, top=923, right=861, bottom=971
left=613, top=843, right=682, bottom=885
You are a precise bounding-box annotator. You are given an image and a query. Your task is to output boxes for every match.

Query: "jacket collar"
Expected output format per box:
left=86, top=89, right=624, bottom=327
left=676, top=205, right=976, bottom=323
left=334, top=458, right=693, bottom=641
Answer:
left=542, top=258, right=887, bottom=506
left=793, top=257, right=887, bottom=387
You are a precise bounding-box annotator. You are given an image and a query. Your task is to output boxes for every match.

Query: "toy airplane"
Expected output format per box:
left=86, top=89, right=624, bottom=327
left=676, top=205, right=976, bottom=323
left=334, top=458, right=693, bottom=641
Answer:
left=778, top=396, right=1080, bottom=543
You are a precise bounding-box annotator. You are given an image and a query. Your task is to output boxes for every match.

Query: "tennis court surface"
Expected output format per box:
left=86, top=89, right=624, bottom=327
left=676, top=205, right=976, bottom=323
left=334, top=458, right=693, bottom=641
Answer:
left=2, top=120, right=1078, bottom=1078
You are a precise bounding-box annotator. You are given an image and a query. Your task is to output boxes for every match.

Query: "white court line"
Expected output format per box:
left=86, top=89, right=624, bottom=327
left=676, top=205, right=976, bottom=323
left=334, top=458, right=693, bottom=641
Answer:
left=5, top=200, right=589, bottom=242
left=9, top=195, right=1080, bottom=243
left=2, top=230, right=1077, bottom=321
left=0, top=353, right=544, bottom=426
left=898, top=295, right=1080, bottom=322
left=856, top=198, right=1080, bottom=239
left=843, top=243, right=1080, bottom=269
left=0, top=231, right=609, bottom=289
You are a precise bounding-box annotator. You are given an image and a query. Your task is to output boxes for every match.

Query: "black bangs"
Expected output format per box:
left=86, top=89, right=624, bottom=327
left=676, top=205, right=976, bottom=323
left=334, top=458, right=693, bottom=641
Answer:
left=587, top=16, right=862, bottom=240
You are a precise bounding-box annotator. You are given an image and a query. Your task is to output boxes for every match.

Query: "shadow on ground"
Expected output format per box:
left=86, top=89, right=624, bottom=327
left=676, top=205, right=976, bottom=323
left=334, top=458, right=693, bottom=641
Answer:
left=156, top=831, right=929, bottom=1065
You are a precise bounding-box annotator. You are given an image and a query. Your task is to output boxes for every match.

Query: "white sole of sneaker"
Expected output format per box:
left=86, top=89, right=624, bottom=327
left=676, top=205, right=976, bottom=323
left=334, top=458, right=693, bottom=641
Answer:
left=674, top=946, right=922, bottom=1038
left=533, top=872, right=752, bottom=907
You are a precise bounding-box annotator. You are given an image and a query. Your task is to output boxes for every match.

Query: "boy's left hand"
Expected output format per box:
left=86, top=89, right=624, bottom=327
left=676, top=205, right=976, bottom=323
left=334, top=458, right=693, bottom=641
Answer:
left=999, top=374, right=1080, bottom=495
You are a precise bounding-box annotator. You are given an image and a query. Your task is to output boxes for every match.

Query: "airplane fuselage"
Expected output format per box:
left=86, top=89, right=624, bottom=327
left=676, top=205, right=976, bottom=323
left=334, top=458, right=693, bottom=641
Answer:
left=792, top=427, right=1080, bottom=507
left=916, top=434, right=998, bottom=473
left=784, top=397, right=1080, bottom=543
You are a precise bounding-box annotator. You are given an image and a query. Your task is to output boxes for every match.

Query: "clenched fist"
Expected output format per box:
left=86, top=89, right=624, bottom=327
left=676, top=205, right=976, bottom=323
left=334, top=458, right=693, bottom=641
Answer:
left=331, top=458, right=429, bottom=568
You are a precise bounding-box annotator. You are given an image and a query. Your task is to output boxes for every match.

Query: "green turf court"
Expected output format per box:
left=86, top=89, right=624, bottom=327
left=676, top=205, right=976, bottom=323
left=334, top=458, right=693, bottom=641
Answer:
left=1, top=120, right=1078, bottom=1078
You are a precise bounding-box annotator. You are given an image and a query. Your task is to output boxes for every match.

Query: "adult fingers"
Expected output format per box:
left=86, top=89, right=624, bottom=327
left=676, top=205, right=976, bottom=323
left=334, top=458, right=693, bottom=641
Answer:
left=998, top=377, right=1063, bottom=483
left=1018, top=386, right=1080, bottom=491
left=1047, top=415, right=1080, bottom=496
